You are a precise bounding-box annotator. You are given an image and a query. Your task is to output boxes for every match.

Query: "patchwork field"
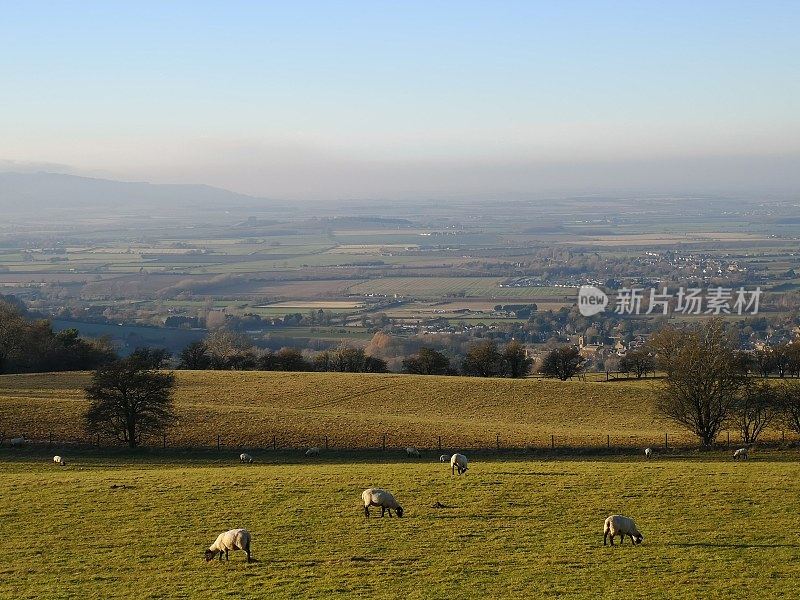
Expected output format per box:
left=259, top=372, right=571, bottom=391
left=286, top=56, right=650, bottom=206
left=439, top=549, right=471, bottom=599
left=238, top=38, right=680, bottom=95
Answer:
left=0, top=371, right=791, bottom=451
left=1, top=454, right=799, bottom=599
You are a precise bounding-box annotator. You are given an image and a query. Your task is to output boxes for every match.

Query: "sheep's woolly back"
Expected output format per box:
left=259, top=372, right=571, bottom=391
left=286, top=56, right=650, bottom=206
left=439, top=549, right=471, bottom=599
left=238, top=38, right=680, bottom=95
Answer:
left=733, top=448, right=748, bottom=459
left=239, top=453, right=253, bottom=463
left=305, top=447, right=320, bottom=456
left=604, top=515, right=642, bottom=539
left=451, top=453, right=468, bottom=470
left=209, top=529, right=251, bottom=553
left=53, top=455, right=65, bottom=465
left=405, top=447, right=420, bottom=457
left=362, top=488, right=401, bottom=510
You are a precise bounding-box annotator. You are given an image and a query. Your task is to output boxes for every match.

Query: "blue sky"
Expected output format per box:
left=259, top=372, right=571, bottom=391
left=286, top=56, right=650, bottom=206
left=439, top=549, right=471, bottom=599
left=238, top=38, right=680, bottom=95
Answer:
left=1, top=1, right=798, bottom=198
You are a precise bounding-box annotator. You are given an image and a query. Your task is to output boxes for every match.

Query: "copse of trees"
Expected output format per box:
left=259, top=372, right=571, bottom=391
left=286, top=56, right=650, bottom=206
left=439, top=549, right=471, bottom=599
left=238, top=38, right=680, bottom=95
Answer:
left=0, top=301, right=116, bottom=374
left=538, top=346, right=585, bottom=380
left=461, top=340, right=532, bottom=378
left=618, top=349, right=655, bottom=379
left=402, top=347, right=453, bottom=375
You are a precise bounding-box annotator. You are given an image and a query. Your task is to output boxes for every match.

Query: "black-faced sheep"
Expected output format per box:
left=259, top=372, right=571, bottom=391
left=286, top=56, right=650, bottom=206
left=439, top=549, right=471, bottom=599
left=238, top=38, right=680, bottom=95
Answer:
left=733, top=447, right=748, bottom=461
left=305, top=447, right=320, bottom=457
left=603, top=515, right=643, bottom=546
left=53, top=455, right=65, bottom=466
left=439, top=454, right=449, bottom=463
left=644, top=447, right=653, bottom=458
left=362, top=488, right=404, bottom=518
left=239, top=453, right=253, bottom=464
left=205, top=528, right=251, bottom=562
left=450, top=453, right=468, bottom=475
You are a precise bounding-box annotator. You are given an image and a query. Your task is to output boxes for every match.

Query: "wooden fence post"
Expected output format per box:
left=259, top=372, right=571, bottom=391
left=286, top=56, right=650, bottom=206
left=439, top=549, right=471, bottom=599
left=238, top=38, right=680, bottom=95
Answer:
left=217, top=435, right=221, bottom=451
left=325, top=435, right=329, bottom=450
left=382, top=433, right=387, bottom=451
left=664, top=432, right=668, bottom=450
left=551, top=434, right=555, bottom=449
left=496, top=433, right=500, bottom=450
left=438, top=436, right=442, bottom=451
left=272, top=435, right=276, bottom=451
left=607, top=434, right=610, bottom=448
left=163, top=434, right=167, bottom=449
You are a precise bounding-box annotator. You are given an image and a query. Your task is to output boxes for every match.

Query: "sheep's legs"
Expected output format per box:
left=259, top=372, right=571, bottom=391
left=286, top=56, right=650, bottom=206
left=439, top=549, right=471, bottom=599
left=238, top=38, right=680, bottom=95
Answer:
left=364, top=506, right=370, bottom=517
left=603, top=531, right=608, bottom=546
left=380, top=507, right=386, bottom=517
left=387, top=509, right=393, bottom=517
left=619, top=534, right=624, bottom=545
left=224, top=549, right=230, bottom=561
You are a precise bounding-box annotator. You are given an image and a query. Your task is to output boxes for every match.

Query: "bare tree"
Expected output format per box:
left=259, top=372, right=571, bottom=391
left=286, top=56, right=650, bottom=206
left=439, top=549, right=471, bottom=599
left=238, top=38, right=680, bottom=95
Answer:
left=730, top=380, right=779, bottom=444
left=538, top=346, right=585, bottom=381
left=655, top=319, right=744, bottom=447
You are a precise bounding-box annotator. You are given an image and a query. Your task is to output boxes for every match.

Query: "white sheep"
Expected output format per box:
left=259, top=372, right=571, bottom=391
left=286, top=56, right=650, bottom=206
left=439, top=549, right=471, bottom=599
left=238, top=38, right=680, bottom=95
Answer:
left=53, top=455, right=65, bottom=466
left=733, top=447, right=749, bottom=461
left=362, top=488, right=404, bottom=518
left=644, top=447, right=653, bottom=458
left=239, top=453, right=253, bottom=464
left=405, top=447, right=421, bottom=458
left=450, top=453, right=468, bottom=475
left=439, top=454, right=449, bottom=463
left=305, top=447, right=320, bottom=457
left=603, top=515, right=644, bottom=546
left=9, top=435, right=27, bottom=447
left=205, top=528, right=252, bottom=562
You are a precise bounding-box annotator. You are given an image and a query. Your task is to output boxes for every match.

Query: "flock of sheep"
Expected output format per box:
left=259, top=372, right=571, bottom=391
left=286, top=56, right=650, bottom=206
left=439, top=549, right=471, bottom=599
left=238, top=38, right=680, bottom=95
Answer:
left=35, top=441, right=752, bottom=562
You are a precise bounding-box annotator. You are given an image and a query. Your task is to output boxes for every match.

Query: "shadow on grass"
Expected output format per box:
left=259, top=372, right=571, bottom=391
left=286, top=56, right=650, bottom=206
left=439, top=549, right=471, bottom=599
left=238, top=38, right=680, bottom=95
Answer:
left=675, top=542, right=800, bottom=549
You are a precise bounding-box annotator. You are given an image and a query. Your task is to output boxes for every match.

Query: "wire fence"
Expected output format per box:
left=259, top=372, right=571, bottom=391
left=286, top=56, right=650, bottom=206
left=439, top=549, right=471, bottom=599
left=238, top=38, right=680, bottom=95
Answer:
left=2, top=428, right=796, bottom=453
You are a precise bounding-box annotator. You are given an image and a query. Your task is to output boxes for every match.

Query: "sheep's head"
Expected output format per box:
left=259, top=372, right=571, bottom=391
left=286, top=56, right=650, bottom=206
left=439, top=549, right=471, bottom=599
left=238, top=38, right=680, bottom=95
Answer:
left=633, top=534, right=644, bottom=545
left=396, top=506, right=404, bottom=518
left=204, top=549, right=217, bottom=562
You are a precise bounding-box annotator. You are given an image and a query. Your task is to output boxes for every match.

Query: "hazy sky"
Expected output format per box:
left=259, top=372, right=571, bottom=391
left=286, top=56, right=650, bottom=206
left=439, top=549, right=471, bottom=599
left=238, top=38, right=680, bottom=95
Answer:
left=2, top=1, right=799, bottom=199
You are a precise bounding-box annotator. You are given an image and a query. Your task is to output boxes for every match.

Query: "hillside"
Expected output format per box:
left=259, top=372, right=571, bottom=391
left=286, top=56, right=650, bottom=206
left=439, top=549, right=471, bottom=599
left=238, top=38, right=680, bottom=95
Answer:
left=0, top=171, right=266, bottom=217
left=0, top=370, right=714, bottom=449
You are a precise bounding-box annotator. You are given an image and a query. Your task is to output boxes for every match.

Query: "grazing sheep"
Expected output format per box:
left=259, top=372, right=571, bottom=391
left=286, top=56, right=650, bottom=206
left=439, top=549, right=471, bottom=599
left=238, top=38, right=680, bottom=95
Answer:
left=644, top=447, right=653, bottom=458
left=733, top=447, right=749, bottom=461
left=9, top=435, right=27, bottom=447
left=405, top=447, right=421, bottom=458
left=205, top=528, right=252, bottom=562
left=450, top=453, right=468, bottom=475
left=362, top=488, right=404, bottom=518
left=53, top=455, right=65, bottom=466
left=439, top=454, right=449, bottom=463
left=603, top=515, right=643, bottom=546
left=305, top=447, right=320, bottom=457
left=239, top=453, right=253, bottom=464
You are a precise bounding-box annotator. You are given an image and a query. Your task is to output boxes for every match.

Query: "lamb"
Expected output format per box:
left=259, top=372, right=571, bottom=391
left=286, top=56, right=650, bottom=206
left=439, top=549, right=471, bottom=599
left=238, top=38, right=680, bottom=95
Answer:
left=405, top=447, right=421, bottom=458
left=239, top=453, right=253, bottom=464
left=450, top=453, right=468, bottom=475
left=205, top=528, right=252, bottom=562
left=362, top=487, right=404, bottom=518
left=9, top=435, right=27, bottom=447
left=439, top=454, right=449, bottom=463
left=53, top=455, right=65, bottom=466
left=644, top=447, right=653, bottom=458
left=305, top=447, right=320, bottom=457
left=733, top=447, right=749, bottom=461
left=603, top=515, right=643, bottom=546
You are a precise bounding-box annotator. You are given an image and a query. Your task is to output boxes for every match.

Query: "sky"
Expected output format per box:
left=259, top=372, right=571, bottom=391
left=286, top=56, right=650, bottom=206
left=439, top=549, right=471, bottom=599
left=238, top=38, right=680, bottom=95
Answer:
left=1, top=1, right=799, bottom=200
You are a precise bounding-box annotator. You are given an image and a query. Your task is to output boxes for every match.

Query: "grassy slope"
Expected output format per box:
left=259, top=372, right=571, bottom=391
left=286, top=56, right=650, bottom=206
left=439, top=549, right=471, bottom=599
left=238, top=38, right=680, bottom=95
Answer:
left=0, top=371, right=687, bottom=449
left=1, top=454, right=799, bottom=599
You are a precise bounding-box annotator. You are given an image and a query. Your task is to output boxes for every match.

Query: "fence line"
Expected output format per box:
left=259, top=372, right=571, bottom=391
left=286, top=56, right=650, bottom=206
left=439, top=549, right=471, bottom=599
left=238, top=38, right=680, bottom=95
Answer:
left=2, top=429, right=796, bottom=452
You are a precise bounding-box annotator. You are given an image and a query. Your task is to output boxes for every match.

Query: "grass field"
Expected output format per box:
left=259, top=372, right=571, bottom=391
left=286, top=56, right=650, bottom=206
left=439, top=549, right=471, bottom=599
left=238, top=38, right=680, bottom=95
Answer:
left=0, top=371, right=790, bottom=451
left=1, top=452, right=799, bottom=599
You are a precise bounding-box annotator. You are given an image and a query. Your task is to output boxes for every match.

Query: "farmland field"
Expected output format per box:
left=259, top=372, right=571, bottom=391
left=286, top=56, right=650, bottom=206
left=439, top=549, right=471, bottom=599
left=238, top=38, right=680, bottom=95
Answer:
left=0, top=371, right=791, bottom=450
left=347, top=278, right=575, bottom=299
left=1, top=453, right=799, bottom=599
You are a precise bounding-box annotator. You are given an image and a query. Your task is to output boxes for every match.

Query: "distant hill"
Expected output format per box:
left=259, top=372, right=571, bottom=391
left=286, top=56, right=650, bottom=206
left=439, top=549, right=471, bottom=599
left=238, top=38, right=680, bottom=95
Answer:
left=0, top=171, right=266, bottom=217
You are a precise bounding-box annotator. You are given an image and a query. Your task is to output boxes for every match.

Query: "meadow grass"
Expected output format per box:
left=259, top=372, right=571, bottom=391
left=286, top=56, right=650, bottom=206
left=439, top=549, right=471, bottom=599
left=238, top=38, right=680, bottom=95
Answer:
left=2, top=371, right=793, bottom=450
left=1, top=452, right=799, bottom=599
